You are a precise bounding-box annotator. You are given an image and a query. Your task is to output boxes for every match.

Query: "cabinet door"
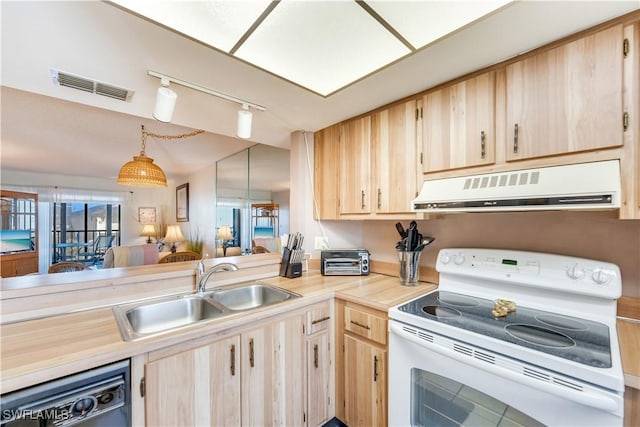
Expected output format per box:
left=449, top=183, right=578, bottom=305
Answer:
left=145, top=334, right=241, bottom=427
left=344, top=335, right=387, bottom=427
left=307, top=332, right=331, bottom=427
left=506, top=25, right=624, bottom=161
left=271, top=314, right=306, bottom=426
left=340, top=115, right=372, bottom=214
left=372, top=100, right=419, bottom=213
left=314, top=124, right=341, bottom=220
left=241, top=326, right=273, bottom=426
left=423, top=71, right=496, bottom=172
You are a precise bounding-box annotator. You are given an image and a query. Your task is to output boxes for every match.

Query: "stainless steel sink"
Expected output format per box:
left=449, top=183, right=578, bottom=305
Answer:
left=206, top=283, right=300, bottom=311
left=113, top=294, right=225, bottom=340
left=113, top=283, right=300, bottom=341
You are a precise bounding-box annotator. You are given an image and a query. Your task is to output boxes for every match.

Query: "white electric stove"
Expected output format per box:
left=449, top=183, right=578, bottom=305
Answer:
left=389, top=248, right=624, bottom=427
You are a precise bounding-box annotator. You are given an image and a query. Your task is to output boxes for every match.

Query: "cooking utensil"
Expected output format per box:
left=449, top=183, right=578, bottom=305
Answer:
left=395, top=222, right=407, bottom=239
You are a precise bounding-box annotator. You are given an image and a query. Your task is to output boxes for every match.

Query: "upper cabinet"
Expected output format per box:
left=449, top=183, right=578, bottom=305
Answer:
left=422, top=71, right=496, bottom=172
left=505, top=25, right=625, bottom=161
left=372, top=100, right=419, bottom=214
left=314, top=124, right=341, bottom=220
left=340, top=115, right=372, bottom=215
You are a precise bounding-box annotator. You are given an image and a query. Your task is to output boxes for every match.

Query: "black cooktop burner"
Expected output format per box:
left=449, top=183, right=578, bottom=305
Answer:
left=398, top=291, right=611, bottom=368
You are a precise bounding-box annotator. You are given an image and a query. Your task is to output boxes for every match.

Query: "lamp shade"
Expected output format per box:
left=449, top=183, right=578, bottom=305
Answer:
left=164, top=225, right=185, bottom=243
left=141, top=224, right=156, bottom=235
left=153, top=86, right=177, bottom=122
left=237, top=107, right=252, bottom=139
left=217, top=225, right=233, bottom=240
left=117, top=154, right=167, bottom=187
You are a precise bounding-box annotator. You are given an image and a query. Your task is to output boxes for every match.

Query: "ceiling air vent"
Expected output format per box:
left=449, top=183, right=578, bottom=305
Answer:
left=49, top=69, right=134, bottom=102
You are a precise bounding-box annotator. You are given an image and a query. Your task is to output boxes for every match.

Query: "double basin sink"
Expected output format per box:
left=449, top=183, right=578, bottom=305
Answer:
left=113, top=283, right=301, bottom=341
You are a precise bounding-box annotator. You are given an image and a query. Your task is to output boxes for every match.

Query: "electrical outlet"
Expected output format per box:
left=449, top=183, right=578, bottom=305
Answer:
left=314, top=236, right=329, bottom=250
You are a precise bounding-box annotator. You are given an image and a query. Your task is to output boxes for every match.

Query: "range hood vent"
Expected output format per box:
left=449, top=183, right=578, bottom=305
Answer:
left=50, top=69, right=134, bottom=102
left=413, top=160, right=621, bottom=213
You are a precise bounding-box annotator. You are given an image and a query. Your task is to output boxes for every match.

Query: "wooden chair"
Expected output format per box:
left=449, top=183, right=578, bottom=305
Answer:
left=158, top=251, right=201, bottom=263
left=48, top=262, right=91, bottom=273
left=252, top=245, right=269, bottom=254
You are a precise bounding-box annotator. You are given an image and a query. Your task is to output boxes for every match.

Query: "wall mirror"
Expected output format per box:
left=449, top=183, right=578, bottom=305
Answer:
left=215, top=144, right=290, bottom=257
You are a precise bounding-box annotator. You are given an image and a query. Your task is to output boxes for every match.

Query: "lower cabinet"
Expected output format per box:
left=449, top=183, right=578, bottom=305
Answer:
left=338, top=300, right=388, bottom=427
left=142, top=302, right=332, bottom=426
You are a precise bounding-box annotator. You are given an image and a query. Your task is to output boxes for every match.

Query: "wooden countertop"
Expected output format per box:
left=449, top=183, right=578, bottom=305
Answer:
left=0, top=271, right=434, bottom=394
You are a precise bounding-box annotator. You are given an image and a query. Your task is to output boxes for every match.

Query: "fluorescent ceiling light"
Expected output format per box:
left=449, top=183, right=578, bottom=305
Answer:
left=112, top=0, right=513, bottom=96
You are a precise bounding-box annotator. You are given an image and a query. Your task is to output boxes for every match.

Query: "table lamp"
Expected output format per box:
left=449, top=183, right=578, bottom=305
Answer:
left=216, top=225, right=233, bottom=255
left=164, top=225, right=185, bottom=253
left=141, top=224, right=156, bottom=244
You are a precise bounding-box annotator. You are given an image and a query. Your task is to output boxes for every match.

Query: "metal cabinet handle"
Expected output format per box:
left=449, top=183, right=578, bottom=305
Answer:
left=361, top=190, right=366, bottom=210
left=480, top=131, right=486, bottom=159
left=314, top=344, right=319, bottom=369
left=513, top=123, right=519, bottom=154
left=350, top=320, right=371, bottom=330
left=249, top=338, right=254, bottom=368
left=230, top=344, right=236, bottom=376
left=377, top=188, right=382, bottom=209
left=373, top=355, right=379, bottom=382
left=311, top=316, right=330, bottom=325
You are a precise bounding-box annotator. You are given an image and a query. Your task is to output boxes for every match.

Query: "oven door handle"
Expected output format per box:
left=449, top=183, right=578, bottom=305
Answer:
left=390, top=323, right=619, bottom=413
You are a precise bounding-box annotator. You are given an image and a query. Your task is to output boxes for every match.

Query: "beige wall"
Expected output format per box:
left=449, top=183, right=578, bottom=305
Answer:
left=361, top=212, right=640, bottom=298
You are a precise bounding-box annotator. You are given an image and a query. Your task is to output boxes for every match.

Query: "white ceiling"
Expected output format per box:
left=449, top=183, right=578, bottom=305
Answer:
left=1, top=1, right=638, bottom=186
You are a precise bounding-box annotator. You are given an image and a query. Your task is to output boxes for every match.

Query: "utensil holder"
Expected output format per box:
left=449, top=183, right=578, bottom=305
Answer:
left=398, top=250, right=422, bottom=286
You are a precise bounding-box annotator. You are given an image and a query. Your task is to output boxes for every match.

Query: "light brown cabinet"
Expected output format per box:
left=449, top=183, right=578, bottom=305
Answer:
left=305, top=301, right=332, bottom=426
left=337, top=301, right=388, bottom=427
left=314, top=124, right=341, bottom=220
left=145, top=334, right=241, bottom=426
left=372, top=100, right=420, bottom=213
left=340, top=115, right=372, bottom=215
left=505, top=24, right=625, bottom=161
left=144, top=313, right=305, bottom=427
left=422, top=71, right=496, bottom=172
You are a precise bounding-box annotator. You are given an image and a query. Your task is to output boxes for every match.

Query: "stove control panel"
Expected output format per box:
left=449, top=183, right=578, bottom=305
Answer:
left=436, top=248, right=621, bottom=299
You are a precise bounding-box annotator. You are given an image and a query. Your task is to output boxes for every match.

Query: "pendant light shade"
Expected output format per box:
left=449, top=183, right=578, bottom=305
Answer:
left=237, top=105, right=253, bottom=139
left=153, top=85, right=177, bottom=122
left=117, top=153, right=168, bottom=187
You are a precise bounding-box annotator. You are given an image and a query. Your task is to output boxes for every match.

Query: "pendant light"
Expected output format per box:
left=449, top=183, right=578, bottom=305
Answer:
left=237, top=104, right=253, bottom=139
left=117, top=125, right=167, bottom=187
left=117, top=125, right=204, bottom=187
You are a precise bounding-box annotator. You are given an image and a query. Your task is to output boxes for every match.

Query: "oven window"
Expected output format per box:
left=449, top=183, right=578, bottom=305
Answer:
left=411, top=368, right=545, bottom=427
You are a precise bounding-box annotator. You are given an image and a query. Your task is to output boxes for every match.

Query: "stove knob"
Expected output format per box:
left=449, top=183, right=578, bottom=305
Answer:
left=566, top=265, right=585, bottom=280
left=439, top=253, right=451, bottom=264
left=453, top=254, right=465, bottom=265
left=592, top=269, right=612, bottom=285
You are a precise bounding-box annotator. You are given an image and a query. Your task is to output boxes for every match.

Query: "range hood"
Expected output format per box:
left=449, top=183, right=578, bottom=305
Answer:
left=413, top=160, right=621, bottom=213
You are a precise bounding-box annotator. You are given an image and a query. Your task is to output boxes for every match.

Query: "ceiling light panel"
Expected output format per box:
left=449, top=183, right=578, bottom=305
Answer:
left=367, top=0, right=513, bottom=49
left=233, top=1, right=411, bottom=96
left=111, top=0, right=270, bottom=52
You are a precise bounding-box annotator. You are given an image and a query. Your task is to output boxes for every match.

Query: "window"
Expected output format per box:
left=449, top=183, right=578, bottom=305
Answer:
left=52, top=203, right=120, bottom=263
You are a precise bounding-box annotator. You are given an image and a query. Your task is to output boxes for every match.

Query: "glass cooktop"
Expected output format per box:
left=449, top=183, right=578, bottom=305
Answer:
left=397, top=291, right=611, bottom=368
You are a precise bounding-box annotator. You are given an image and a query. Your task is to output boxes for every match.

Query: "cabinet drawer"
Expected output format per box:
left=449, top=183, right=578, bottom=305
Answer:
left=307, top=301, right=331, bottom=335
left=344, top=306, right=387, bottom=345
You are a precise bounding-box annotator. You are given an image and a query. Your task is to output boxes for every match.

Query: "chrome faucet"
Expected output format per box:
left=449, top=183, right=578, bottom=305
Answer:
left=196, top=262, right=239, bottom=294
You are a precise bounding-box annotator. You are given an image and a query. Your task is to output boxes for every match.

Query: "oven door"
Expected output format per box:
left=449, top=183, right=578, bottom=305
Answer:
left=389, top=321, right=623, bottom=427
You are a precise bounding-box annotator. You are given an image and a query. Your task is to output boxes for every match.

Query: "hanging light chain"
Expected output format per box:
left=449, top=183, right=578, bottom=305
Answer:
left=139, top=125, right=204, bottom=156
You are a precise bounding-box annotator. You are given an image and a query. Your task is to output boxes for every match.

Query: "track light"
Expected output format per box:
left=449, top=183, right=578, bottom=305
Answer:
left=153, top=77, right=177, bottom=122
left=237, top=104, right=253, bottom=139
left=147, top=71, right=266, bottom=139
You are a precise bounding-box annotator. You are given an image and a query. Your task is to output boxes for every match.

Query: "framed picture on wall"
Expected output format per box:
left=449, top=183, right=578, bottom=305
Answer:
left=176, top=183, right=189, bottom=222
left=138, top=207, right=156, bottom=224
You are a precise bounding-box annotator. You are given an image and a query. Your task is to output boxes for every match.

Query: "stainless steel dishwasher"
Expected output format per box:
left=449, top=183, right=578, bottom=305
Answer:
left=1, top=359, right=130, bottom=427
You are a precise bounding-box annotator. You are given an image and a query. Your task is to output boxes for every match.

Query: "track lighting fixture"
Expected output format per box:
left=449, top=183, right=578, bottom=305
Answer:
left=237, top=104, right=253, bottom=139
left=148, top=70, right=265, bottom=139
left=153, top=77, right=177, bottom=122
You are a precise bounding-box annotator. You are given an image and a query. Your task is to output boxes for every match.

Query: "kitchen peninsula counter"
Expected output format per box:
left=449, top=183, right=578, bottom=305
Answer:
left=0, top=268, right=434, bottom=394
